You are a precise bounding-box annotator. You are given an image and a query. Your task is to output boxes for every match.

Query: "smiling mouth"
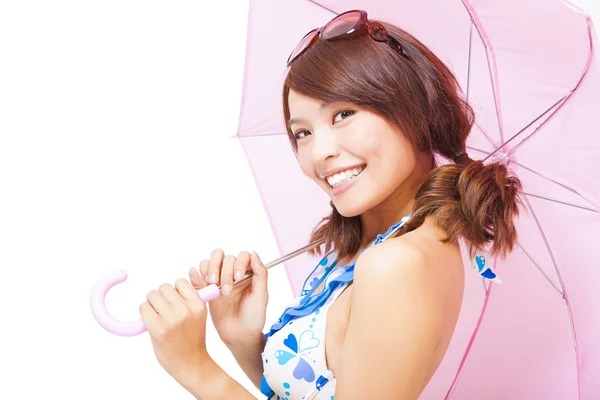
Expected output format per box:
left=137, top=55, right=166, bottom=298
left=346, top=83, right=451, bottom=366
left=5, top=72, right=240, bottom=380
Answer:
left=324, top=166, right=365, bottom=188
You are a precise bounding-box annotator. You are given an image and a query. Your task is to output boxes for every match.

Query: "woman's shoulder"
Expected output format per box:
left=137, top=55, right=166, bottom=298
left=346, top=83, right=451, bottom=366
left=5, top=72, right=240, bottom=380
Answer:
left=350, top=219, right=465, bottom=329
left=356, top=217, right=464, bottom=283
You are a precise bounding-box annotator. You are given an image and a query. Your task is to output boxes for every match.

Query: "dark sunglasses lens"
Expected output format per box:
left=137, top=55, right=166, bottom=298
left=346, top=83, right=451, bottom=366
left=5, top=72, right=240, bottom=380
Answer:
left=322, top=10, right=361, bottom=39
left=288, top=29, right=319, bottom=64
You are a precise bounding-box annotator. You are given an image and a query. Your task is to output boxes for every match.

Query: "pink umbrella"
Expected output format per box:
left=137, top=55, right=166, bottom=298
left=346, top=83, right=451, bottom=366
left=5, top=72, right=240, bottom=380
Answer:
left=233, top=0, right=600, bottom=399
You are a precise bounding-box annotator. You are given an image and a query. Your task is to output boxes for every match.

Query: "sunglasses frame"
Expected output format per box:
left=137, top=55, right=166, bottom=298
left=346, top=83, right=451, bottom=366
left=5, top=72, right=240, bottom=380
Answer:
left=286, top=9, right=409, bottom=67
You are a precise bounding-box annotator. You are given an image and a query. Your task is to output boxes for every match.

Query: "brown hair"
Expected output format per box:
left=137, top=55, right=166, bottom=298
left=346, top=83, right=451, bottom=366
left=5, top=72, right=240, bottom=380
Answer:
left=282, top=18, right=523, bottom=261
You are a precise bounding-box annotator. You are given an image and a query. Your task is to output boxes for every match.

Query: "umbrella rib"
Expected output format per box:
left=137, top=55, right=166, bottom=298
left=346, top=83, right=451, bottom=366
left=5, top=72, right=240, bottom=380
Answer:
left=460, top=0, right=506, bottom=145
left=513, top=160, right=600, bottom=211
left=516, top=241, right=563, bottom=294
left=444, top=258, right=497, bottom=400
left=231, top=131, right=288, bottom=138
left=481, top=276, right=489, bottom=294
left=465, top=147, right=599, bottom=213
left=482, top=94, right=568, bottom=163
left=490, top=20, right=593, bottom=159
left=466, top=145, right=490, bottom=155
left=522, top=195, right=582, bottom=398
left=522, top=192, right=599, bottom=213
left=473, top=121, right=497, bottom=148
left=465, top=19, right=473, bottom=102
left=307, top=0, right=339, bottom=16
left=446, top=196, right=583, bottom=399
left=462, top=19, right=498, bottom=167
left=523, top=195, right=574, bottom=299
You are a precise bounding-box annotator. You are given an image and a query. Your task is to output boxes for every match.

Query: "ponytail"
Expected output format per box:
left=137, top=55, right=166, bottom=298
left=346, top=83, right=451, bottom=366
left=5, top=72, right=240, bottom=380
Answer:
left=404, top=156, right=523, bottom=259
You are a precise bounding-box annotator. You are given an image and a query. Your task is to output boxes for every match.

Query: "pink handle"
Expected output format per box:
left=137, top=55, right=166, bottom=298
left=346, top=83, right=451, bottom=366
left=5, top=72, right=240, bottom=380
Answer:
left=90, top=269, right=222, bottom=337
left=198, top=284, right=222, bottom=302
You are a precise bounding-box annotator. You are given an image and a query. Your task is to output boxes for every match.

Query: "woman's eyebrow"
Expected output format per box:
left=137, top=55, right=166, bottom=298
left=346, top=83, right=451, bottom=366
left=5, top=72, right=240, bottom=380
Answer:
left=287, top=116, right=307, bottom=126
left=288, top=101, right=336, bottom=126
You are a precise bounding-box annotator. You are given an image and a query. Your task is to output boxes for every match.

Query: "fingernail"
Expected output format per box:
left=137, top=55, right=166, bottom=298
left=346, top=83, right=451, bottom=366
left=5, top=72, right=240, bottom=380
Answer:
left=208, top=273, right=217, bottom=284
left=222, top=284, right=232, bottom=296
left=235, top=270, right=244, bottom=281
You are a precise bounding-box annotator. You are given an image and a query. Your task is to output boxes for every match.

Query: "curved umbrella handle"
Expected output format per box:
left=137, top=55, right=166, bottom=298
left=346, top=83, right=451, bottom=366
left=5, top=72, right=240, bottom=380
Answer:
left=90, top=269, right=221, bottom=337
left=90, top=240, right=325, bottom=337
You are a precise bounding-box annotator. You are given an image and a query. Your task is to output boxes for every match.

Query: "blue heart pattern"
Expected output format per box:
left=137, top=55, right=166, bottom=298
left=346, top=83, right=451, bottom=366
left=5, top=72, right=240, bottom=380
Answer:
left=301, top=273, right=323, bottom=297
left=473, top=254, right=502, bottom=283
left=274, top=330, right=320, bottom=382
left=301, top=275, right=324, bottom=296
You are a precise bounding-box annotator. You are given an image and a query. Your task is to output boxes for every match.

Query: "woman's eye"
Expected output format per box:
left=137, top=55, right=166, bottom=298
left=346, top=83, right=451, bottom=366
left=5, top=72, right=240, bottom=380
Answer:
left=294, top=130, right=310, bottom=140
left=293, top=110, right=355, bottom=141
left=333, top=109, right=355, bottom=123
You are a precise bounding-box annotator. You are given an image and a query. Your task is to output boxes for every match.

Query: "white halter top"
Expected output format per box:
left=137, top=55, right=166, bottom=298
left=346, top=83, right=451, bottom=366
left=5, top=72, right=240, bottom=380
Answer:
left=260, top=214, right=412, bottom=399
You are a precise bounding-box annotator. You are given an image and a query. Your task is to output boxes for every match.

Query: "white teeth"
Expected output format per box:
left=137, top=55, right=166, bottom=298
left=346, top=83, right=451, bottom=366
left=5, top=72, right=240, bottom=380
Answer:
left=326, top=167, right=364, bottom=187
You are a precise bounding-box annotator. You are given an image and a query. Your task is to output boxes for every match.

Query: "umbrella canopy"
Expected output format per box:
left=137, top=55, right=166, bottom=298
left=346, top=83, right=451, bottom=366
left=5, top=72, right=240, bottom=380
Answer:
left=234, top=0, right=600, bottom=398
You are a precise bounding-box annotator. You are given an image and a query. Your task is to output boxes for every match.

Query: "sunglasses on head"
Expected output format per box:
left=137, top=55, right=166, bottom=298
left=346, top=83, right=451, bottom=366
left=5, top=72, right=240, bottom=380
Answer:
left=287, top=9, right=409, bottom=67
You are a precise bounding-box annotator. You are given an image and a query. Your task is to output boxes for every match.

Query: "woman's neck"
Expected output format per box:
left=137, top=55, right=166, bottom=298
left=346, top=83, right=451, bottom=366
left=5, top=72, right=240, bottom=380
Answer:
left=358, top=151, right=432, bottom=247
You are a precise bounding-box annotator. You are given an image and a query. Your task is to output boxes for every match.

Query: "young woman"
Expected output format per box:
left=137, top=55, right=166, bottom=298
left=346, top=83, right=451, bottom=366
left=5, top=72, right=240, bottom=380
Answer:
left=140, top=9, right=522, bottom=400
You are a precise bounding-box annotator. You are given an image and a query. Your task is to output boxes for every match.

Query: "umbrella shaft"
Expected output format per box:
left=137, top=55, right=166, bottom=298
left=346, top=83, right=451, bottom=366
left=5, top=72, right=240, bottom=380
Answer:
left=220, top=238, right=326, bottom=290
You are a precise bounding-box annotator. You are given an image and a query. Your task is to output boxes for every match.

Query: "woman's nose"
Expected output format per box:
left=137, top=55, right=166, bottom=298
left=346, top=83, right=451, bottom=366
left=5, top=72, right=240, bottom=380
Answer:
left=311, top=130, right=339, bottom=164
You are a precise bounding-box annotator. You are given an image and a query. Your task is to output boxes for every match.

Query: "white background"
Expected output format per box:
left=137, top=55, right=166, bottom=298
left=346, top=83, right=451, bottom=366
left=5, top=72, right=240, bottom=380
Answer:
left=0, top=1, right=598, bottom=399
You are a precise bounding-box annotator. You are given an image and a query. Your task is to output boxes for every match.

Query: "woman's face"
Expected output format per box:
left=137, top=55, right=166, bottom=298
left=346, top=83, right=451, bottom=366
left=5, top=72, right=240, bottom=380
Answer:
left=287, top=89, right=419, bottom=217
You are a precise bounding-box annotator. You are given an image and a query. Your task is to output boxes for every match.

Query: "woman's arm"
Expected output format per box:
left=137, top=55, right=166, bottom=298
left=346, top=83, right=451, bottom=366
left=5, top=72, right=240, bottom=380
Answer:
left=333, top=241, right=458, bottom=400
left=225, top=333, right=267, bottom=390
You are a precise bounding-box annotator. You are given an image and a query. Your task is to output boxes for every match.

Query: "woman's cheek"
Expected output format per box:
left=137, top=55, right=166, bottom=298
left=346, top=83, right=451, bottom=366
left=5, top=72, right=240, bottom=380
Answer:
left=297, top=156, right=316, bottom=180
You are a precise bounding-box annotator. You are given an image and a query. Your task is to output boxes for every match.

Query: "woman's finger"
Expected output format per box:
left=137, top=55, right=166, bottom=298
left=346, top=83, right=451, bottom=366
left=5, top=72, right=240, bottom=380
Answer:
left=146, top=290, right=171, bottom=317
left=220, top=255, right=236, bottom=296
left=139, top=302, right=161, bottom=332
left=235, top=251, right=251, bottom=282
left=189, top=267, right=208, bottom=290
left=159, top=283, right=183, bottom=305
left=175, top=278, right=205, bottom=307
left=198, top=259, right=209, bottom=279
left=249, top=251, right=268, bottom=298
left=207, top=248, right=224, bottom=284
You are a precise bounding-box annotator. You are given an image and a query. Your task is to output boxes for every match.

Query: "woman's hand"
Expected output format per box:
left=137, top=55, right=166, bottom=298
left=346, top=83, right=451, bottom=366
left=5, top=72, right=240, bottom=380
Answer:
left=189, top=250, right=268, bottom=346
left=139, top=278, right=212, bottom=385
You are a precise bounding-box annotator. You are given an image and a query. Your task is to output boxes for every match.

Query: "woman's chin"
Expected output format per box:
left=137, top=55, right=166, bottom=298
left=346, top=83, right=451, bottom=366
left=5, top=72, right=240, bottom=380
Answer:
left=322, top=179, right=370, bottom=217
left=330, top=198, right=365, bottom=217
